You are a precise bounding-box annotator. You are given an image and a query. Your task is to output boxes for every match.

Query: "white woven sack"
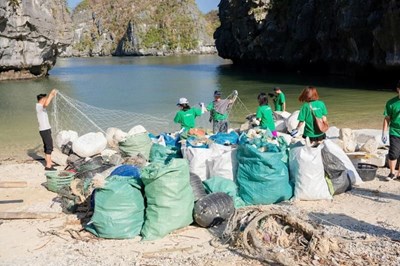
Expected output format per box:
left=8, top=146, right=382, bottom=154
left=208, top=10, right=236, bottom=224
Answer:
left=289, top=141, right=332, bottom=201
left=207, top=143, right=238, bottom=181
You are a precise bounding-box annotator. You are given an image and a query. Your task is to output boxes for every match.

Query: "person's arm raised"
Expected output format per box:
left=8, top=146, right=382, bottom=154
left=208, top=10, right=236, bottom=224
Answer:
left=43, top=89, right=57, bottom=107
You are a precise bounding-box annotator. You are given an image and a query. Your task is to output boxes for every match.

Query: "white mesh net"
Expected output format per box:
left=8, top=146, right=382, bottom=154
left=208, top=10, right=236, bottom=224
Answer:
left=50, top=92, right=251, bottom=136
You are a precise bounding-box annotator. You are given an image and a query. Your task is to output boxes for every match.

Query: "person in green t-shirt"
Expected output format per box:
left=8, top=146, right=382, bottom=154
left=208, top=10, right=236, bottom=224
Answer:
left=291, top=86, right=328, bottom=146
left=382, top=80, right=400, bottom=181
left=255, top=93, right=277, bottom=137
left=174, top=97, right=203, bottom=131
left=272, top=87, right=286, bottom=112
left=205, top=90, right=237, bottom=133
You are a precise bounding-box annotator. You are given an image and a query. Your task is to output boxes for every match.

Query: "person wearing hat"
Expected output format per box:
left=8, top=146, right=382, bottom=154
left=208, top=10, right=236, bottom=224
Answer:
left=272, top=87, right=286, bottom=112
left=382, top=80, right=400, bottom=181
left=174, top=97, right=203, bottom=131
left=36, top=89, right=58, bottom=171
left=206, top=90, right=238, bottom=134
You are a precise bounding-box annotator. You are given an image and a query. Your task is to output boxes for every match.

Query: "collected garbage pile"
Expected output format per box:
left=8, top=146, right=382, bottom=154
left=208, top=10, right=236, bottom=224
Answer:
left=47, top=111, right=370, bottom=242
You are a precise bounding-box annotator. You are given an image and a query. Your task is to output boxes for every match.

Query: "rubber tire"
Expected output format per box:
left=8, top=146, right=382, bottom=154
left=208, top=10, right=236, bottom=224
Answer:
left=194, top=192, right=234, bottom=228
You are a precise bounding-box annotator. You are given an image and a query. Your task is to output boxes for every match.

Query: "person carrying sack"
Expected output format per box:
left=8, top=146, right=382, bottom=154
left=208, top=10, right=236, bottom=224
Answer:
left=291, top=86, right=328, bottom=146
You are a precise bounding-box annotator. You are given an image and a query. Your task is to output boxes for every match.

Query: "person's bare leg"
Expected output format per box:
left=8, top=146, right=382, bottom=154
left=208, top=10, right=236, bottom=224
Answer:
left=387, top=159, right=396, bottom=181
left=45, top=154, right=53, bottom=168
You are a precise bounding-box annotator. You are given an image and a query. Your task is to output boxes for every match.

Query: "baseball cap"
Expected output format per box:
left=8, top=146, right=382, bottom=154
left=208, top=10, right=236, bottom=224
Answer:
left=177, top=97, right=189, bottom=105
left=214, top=90, right=222, bottom=97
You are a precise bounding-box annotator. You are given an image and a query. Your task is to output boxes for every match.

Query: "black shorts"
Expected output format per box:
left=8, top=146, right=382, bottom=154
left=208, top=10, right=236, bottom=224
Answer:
left=302, top=134, right=326, bottom=142
left=39, top=129, right=53, bottom=155
left=388, top=135, right=400, bottom=160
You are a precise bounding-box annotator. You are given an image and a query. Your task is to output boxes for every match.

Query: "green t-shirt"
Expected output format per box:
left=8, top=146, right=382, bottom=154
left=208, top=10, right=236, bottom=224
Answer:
left=274, top=92, right=285, bottom=111
left=298, top=100, right=328, bottom=138
left=256, top=105, right=276, bottom=131
left=384, top=96, right=400, bottom=137
left=174, top=108, right=202, bottom=130
left=207, top=102, right=228, bottom=121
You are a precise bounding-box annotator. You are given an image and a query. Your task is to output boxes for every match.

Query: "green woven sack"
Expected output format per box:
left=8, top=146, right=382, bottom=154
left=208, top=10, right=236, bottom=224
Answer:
left=149, top=143, right=181, bottom=164
left=237, top=144, right=293, bottom=205
left=118, top=133, right=153, bottom=160
left=85, top=176, right=144, bottom=239
left=141, top=159, right=194, bottom=241
left=203, top=177, right=246, bottom=208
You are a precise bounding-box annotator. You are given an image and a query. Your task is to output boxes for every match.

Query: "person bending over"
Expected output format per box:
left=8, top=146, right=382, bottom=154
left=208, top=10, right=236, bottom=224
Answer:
left=255, top=93, right=277, bottom=137
left=36, top=89, right=57, bottom=171
left=291, top=86, right=328, bottom=146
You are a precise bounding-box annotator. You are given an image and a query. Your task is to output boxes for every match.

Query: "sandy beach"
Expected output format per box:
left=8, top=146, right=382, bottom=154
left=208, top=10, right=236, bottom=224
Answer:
left=0, top=151, right=399, bottom=265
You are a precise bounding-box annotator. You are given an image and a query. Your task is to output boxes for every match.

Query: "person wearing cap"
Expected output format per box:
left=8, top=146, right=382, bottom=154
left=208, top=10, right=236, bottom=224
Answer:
left=174, top=97, right=203, bottom=131
left=36, top=89, right=58, bottom=171
left=382, top=80, right=400, bottom=181
left=206, top=90, right=238, bottom=133
left=272, top=87, right=286, bottom=112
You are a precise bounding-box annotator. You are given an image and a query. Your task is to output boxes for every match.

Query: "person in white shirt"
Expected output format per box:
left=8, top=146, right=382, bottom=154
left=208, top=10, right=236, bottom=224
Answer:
left=36, top=89, right=57, bottom=171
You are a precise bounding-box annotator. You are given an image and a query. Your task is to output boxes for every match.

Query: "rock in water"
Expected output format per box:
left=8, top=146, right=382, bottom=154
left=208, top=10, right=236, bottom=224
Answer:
left=0, top=0, right=73, bottom=80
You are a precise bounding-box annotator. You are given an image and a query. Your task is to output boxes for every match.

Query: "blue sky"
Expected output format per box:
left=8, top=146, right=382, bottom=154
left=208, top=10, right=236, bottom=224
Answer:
left=67, top=0, right=218, bottom=13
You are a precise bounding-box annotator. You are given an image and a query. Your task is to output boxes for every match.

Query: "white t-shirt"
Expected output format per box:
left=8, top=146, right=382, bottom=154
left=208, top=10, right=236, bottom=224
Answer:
left=36, top=103, right=51, bottom=131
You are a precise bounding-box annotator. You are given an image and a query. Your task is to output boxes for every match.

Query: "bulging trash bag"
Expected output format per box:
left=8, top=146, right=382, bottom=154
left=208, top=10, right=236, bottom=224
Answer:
left=56, top=130, right=78, bottom=149
left=182, top=146, right=213, bottom=181
left=203, top=177, right=245, bottom=208
left=193, top=192, right=234, bottom=228
left=190, top=173, right=207, bottom=202
left=289, top=142, right=332, bottom=200
left=207, top=143, right=238, bottom=182
left=73, top=132, right=107, bottom=158
left=149, top=143, right=181, bottom=164
left=140, top=159, right=194, bottom=241
left=110, top=164, right=140, bottom=178
left=321, top=145, right=352, bottom=195
left=85, top=176, right=144, bottom=239
left=237, top=144, right=293, bottom=205
left=118, top=133, right=153, bottom=160
left=323, top=139, right=363, bottom=185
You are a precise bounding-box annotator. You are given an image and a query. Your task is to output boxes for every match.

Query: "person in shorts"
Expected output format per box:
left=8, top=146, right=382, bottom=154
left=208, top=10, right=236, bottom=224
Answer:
left=382, top=80, right=400, bottom=181
left=36, top=89, right=57, bottom=171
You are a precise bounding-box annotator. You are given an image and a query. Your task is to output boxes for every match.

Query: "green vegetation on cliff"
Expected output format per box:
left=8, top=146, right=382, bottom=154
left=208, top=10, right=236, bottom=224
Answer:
left=72, top=0, right=214, bottom=55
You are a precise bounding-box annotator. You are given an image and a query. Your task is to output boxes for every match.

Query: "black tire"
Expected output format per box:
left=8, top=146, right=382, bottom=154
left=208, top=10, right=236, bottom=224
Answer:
left=194, top=192, right=234, bottom=228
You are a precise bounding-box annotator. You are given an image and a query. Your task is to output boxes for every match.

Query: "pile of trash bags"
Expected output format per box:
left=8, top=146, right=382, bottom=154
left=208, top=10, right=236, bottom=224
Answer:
left=50, top=111, right=365, bottom=240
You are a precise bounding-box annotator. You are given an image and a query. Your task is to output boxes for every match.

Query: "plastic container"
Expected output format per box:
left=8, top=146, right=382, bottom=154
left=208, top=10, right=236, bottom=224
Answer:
left=46, top=171, right=75, bottom=193
left=356, top=163, right=378, bottom=181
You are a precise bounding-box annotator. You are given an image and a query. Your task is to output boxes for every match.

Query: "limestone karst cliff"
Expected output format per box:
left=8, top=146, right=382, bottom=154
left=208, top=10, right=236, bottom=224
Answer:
left=0, top=0, right=73, bottom=80
left=215, top=0, right=400, bottom=75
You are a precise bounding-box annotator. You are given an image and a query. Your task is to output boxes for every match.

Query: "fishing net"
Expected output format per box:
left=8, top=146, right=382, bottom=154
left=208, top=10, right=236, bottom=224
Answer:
left=51, top=92, right=251, bottom=136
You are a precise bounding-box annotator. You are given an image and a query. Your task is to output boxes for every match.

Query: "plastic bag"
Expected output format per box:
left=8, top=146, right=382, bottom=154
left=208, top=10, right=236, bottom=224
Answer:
left=72, top=132, right=107, bottom=158
left=118, top=132, right=153, bottom=160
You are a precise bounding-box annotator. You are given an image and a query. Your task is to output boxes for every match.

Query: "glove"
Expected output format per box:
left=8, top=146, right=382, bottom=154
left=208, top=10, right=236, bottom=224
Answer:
left=233, top=90, right=238, bottom=96
left=252, top=118, right=260, bottom=126
left=272, top=130, right=278, bottom=138
left=290, top=129, right=299, bottom=137
left=382, top=134, right=388, bottom=144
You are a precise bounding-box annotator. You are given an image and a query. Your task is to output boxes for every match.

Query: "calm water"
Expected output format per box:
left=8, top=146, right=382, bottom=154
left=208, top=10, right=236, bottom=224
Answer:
left=0, top=55, right=394, bottom=159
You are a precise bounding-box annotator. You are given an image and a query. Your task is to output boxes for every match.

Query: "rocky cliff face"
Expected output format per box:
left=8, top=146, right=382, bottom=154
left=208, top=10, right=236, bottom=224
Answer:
left=215, top=0, right=400, bottom=75
left=0, top=0, right=73, bottom=80
left=65, top=0, right=217, bottom=57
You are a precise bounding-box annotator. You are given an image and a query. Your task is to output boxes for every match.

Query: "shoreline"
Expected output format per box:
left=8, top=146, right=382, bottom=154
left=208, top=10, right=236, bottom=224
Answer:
left=0, top=160, right=399, bottom=265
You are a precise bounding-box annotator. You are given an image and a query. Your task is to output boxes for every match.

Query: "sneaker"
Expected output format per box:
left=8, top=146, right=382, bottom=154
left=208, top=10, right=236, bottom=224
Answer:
left=384, top=173, right=395, bottom=181
left=44, top=167, right=57, bottom=171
